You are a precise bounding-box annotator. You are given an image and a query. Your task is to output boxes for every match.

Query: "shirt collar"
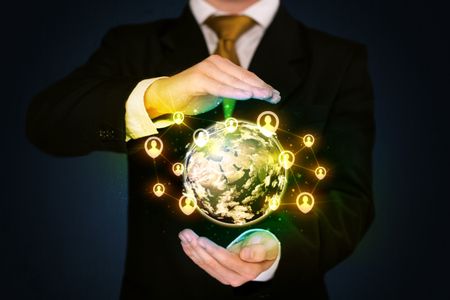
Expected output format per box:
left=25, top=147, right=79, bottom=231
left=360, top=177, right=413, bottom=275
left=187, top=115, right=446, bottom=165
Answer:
left=189, top=0, right=280, bottom=29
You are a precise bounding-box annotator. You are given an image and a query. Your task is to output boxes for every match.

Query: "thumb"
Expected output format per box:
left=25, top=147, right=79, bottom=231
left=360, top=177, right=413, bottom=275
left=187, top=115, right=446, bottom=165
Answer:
left=239, top=243, right=278, bottom=263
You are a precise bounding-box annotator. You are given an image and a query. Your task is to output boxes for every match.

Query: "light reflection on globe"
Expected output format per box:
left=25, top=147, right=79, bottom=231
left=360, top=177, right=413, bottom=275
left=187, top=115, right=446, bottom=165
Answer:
left=183, top=121, right=287, bottom=226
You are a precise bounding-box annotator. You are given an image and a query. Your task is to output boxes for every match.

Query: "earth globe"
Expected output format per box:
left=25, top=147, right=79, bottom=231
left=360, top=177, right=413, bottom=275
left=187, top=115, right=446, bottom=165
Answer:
left=183, top=120, right=288, bottom=226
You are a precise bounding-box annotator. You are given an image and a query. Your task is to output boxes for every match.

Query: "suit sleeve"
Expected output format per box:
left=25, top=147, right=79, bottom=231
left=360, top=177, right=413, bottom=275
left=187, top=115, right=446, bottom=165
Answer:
left=315, top=44, right=375, bottom=271
left=26, top=28, right=141, bottom=156
left=270, top=44, right=375, bottom=282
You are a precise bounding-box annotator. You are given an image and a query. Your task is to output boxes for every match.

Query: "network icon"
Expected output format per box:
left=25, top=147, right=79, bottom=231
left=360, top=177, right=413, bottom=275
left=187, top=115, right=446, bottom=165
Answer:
left=172, top=163, right=184, bottom=176
left=144, top=110, right=328, bottom=222
left=144, top=136, right=163, bottom=159
left=152, top=183, right=165, bottom=198
left=256, top=110, right=279, bottom=137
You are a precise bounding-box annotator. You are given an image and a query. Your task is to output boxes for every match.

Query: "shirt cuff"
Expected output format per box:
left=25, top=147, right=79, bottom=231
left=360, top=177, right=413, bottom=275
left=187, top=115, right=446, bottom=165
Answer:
left=125, top=77, right=168, bottom=141
left=226, top=229, right=281, bottom=282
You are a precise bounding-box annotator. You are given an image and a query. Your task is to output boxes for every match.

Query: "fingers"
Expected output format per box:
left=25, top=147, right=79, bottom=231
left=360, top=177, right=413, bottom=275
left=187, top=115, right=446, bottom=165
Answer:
left=239, top=231, right=280, bottom=262
left=179, top=228, right=199, bottom=242
left=239, top=244, right=278, bottom=262
left=198, top=236, right=267, bottom=280
left=179, top=230, right=228, bottom=283
left=199, top=75, right=254, bottom=100
left=227, top=241, right=243, bottom=255
left=198, top=55, right=281, bottom=103
left=199, top=60, right=272, bottom=100
left=178, top=229, right=275, bottom=286
left=146, top=55, right=281, bottom=117
left=179, top=230, right=243, bottom=286
left=181, top=240, right=232, bottom=285
left=207, top=55, right=274, bottom=91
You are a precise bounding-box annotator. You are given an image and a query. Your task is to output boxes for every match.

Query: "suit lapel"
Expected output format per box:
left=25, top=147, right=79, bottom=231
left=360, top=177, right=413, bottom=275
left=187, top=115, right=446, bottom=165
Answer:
left=233, top=6, right=310, bottom=121
left=156, top=7, right=210, bottom=76
left=248, top=6, right=309, bottom=104
left=154, top=5, right=309, bottom=122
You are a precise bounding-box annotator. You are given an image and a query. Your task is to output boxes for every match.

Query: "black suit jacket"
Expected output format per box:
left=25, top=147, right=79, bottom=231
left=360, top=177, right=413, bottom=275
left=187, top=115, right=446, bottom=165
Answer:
left=26, top=5, right=375, bottom=300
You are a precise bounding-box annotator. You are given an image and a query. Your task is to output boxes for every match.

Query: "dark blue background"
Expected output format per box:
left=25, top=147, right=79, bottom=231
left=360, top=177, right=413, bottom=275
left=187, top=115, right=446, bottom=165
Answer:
left=2, top=0, right=449, bottom=299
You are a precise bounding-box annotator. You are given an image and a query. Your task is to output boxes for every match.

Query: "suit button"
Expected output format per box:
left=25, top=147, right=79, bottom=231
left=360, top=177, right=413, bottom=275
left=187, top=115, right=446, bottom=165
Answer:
left=107, top=129, right=115, bottom=137
left=98, top=129, right=115, bottom=141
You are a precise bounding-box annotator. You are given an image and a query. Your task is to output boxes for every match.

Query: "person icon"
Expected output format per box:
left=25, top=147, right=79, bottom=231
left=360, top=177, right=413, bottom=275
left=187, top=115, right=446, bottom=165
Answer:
left=149, top=141, right=160, bottom=157
left=296, top=192, right=315, bottom=214
left=152, top=183, right=165, bottom=197
left=263, top=115, right=276, bottom=131
left=268, top=195, right=281, bottom=211
left=225, top=117, right=238, bottom=133
left=193, top=129, right=209, bottom=147
left=303, top=134, right=315, bottom=148
left=172, top=163, right=184, bottom=176
left=144, top=137, right=163, bottom=159
left=256, top=111, right=279, bottom=137
left=173, top=112, right=184, bottom=125
left=315, top=166, right=327, bottom=180
left=179, top=195, right=197, bottom=216
left=278, top=151, right=295, bottom=169
left=197, top=132, right=206, bottom=145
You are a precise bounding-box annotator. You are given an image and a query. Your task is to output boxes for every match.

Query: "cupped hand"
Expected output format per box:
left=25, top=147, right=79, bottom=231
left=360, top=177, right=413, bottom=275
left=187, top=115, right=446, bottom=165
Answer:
left=178, top=228, right=279, bottom=287
left=145, top=55, right=280, bottom=118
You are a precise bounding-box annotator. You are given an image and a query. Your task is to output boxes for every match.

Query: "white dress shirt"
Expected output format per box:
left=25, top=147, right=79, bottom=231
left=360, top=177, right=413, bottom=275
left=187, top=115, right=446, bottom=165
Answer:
left=125, top=0, right=280, bottom=140
left=124, top=0, right=281, bottom=281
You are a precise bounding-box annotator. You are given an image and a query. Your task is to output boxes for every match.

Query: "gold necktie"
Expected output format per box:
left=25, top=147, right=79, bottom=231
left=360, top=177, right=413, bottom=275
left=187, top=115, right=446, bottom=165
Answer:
left=205, top=15, right=256, bottom=118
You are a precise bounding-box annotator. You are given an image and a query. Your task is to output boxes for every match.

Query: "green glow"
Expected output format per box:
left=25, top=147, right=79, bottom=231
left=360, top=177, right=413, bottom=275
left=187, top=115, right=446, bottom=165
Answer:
left=222, top=98, right=236, bottom=118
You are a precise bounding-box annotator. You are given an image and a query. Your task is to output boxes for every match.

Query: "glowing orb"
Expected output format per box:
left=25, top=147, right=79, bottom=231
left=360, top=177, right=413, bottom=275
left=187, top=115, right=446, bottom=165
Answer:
left=183, top=121, right=287, bottom=226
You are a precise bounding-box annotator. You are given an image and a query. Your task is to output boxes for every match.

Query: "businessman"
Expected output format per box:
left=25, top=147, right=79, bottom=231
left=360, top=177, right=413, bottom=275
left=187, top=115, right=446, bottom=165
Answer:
left=26, top=0, right=375, bottom=299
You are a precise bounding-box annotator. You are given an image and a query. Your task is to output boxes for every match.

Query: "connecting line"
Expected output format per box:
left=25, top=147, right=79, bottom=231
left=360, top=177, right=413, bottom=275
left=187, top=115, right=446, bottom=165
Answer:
left=145, top=113, right=325, bottom=210
left=276, top=127, right=304, bottom=140
left=294, top=146, right=306, bottom=156
left=289, top=168, right=301, bottom=192
left=153, top=160, right=159, bottom=183
left=159, top=124, right=174, bottom=138
left=182, top=122, right=195, bottom=132
left=311, top=180, right=320, bottom=194
left=293, top=164, right=316, bottom=173
left=164, top=192, right=180, bottom=201
left=184, top=115, right=218, bottom=123
left=159, top=153, right=173, bottom=165
left=310, top=148, right=320, bottom=166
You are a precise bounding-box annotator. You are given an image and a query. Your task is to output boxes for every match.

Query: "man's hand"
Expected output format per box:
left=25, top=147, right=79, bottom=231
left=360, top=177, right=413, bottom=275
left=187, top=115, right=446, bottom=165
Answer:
left=178, top=228, right=280, bottom=287
left=145, top=55, right=280, bottom=118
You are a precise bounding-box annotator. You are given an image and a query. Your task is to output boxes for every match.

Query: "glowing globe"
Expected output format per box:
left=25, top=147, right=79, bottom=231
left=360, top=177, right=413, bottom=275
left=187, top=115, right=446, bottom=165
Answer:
left=183, top=120, right=287, bottom=226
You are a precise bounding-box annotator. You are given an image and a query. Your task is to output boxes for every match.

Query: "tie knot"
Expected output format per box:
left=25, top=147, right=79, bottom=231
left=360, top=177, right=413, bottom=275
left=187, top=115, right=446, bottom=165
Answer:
left=205, top=15, right=256, bottom=41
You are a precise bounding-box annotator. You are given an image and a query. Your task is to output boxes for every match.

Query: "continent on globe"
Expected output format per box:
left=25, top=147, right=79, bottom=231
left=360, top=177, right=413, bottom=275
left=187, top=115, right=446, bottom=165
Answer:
left=183, top=120, right=287, bottom=226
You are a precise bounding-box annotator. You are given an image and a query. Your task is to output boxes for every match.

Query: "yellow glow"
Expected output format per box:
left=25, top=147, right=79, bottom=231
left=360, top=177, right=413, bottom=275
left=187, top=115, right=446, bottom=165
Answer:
left=296, top=192, right=314, bottom=214
left=153, top=183, right=165, bottom=197
left=193, top=129, right=209, bottom=147
left=278, top=150, right=295, bottom=169
left=256, top=111, right=279, bottom=137
left=315, top=166, right=327, bottom=180
left=172, top=162, right=184, bottom=176
left=173, top=111, right=184, bottom=125
left=225, top=117, right=238, bottom=133
left=179, top=195, right=197, bottom=215
left=268, top=195, right=281, bottom=211
left=144, top=136, right=163, bottom=159
left=143, top=112, right=329, bottom=222
left=303, top=134, right=315, bottom=148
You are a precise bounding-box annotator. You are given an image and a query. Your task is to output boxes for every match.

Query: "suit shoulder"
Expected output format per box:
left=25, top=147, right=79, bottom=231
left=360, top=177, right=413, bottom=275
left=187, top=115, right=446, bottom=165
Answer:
left=302, top=25, right=367, bottom=56
left=103, top=18, right=177, bottom=41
